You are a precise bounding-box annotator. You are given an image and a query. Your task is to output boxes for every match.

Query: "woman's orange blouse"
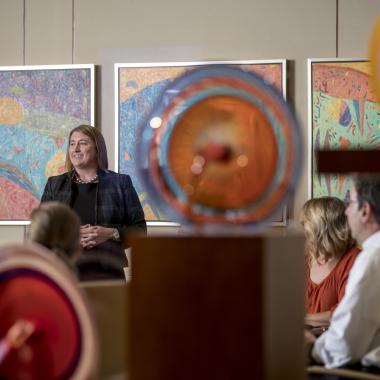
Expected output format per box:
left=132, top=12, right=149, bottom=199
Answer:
left=305, top=247, right=361, bottom=314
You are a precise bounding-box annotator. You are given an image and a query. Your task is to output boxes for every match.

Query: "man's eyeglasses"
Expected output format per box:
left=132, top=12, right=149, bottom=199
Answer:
left=344, top=191, right=358, bottom=208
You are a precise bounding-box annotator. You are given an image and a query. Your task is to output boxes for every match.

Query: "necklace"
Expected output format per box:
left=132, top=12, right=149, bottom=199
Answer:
left=74, top=173, right=98, bottom=184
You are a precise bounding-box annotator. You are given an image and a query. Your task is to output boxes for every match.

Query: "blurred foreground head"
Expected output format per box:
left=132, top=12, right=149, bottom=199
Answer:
left=28, top=201, right=81, bottom=263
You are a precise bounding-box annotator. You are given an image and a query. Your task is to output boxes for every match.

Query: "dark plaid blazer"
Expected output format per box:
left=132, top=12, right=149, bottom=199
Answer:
left=41, top=169, right=147, bottom=266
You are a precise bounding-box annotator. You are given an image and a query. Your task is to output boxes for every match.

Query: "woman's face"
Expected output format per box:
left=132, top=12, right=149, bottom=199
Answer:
left=69, top=131, right=97, bottom=170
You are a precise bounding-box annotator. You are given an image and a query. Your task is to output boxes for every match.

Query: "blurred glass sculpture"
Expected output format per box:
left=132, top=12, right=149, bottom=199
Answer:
left=137, top=65, right=302, bottom=231
left=0, top=244, right=97, bottom=379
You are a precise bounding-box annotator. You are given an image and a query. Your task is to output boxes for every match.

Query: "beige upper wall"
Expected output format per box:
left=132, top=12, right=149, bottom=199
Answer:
left=339, top=0, right=380, bottom=57
left=0, top=0, right=24, bottom=65
left=0, top=0, right=379, bottom=241
left=74, top=0, right=333, bottom=61
left=25, top=0, right=73, bottom=64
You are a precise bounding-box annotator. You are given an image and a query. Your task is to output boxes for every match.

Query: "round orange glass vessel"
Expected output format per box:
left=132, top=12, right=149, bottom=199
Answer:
left=167, top=95, right=278, bottom=210
left=137, top=65, right=302, bottom=228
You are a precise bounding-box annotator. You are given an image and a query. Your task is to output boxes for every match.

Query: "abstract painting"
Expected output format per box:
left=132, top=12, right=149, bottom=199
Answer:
left=309, top=59, right=380, bottom=199
left=116, top=60, right=287, bottom=224
left=0, top=64, right=94, bottom=224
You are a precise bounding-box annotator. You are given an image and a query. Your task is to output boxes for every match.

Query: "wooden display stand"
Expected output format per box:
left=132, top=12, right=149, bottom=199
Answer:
left=80, top=280, right=128, bottom=379
left=129, top=234, right=305, bottom=380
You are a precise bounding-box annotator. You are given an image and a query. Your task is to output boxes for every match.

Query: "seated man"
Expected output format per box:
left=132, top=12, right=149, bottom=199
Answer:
left=306, top=173, right=380, bottom=369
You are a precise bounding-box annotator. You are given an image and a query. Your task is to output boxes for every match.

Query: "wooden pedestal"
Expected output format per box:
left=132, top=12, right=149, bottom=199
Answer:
left=129, top=234, right=305, bottom=380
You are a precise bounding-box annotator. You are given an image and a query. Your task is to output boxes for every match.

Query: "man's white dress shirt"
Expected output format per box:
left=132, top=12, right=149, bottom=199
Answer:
left=312, top=230, right=380, bottom=368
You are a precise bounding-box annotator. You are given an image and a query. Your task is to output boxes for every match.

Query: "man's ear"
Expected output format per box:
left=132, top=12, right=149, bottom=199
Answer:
left=360, top=201, right=372, bottom=223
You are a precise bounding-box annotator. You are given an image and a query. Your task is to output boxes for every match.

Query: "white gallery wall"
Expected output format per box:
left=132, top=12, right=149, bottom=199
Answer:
left=0, top=0, right=379, bottom=242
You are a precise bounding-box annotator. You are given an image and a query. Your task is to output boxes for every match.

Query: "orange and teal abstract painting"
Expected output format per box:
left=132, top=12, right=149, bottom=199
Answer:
left=0, top=65, right=93, bottom=222
left=310, top=60, right=380, bottom=199
left=117, top=61, right=285, bottom=222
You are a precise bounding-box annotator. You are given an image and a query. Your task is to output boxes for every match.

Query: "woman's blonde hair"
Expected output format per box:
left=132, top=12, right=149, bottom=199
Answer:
left=299, top=196, right=355, bottom=262
left=65, top=124, right=108, bottom=172
left=28, top=202, right=81, bottom=262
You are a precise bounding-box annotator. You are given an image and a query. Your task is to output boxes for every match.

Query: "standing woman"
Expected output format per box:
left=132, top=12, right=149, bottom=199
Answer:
left=41, top=125, right=147, bottom=280
left=300, top=197, right=360, bottom=328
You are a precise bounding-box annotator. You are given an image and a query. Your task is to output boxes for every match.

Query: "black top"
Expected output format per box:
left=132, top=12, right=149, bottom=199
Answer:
left=71, top=182, right=97, bottom=225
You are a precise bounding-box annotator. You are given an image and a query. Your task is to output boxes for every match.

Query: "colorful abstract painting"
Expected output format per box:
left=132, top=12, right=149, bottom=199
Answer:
left=0, top=65, right=94, bottom=223
left=116, top=60, right=287, bottom=223
left=309, top=60, right=380, bottom=200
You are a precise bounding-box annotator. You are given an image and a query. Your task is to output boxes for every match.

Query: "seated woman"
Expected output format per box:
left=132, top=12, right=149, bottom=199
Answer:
left=27, top=201, right=81, bottom=271
left=300, top=196, right=360, bottom=328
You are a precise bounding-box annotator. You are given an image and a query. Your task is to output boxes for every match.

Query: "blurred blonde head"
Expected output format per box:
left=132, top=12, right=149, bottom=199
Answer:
left=300, top=196, right=355, bottom=263
left=28, top=201, right=81, bottom=263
